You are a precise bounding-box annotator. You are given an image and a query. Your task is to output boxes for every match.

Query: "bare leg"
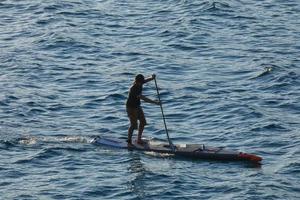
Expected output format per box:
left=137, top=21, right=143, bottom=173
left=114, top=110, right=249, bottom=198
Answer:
left=127, top=107, right=137, bottom=144
left=128, top=125, right=134, bottom=144
left=137, top=107, right=146, bottom=144
left=137, top=125, right=144, bottom=141
left=137, top=121, right=145, bottom=144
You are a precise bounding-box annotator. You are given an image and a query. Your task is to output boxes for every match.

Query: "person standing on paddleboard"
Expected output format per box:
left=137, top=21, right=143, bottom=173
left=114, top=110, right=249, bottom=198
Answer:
left=126, top=74, right=160, bottom=145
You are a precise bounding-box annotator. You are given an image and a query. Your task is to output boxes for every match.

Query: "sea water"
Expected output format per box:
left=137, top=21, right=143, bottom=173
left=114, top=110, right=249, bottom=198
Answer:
left=1, top=0, right=300, bottom=199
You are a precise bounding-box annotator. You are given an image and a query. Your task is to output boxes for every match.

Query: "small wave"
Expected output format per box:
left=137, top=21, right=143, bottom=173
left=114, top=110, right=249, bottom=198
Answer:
left=278, top=102, right=300, bottom=112
left=251, top=66, right=273, bottom=79
left=283, top=162, right=300, bottom=174
left=158, top=30, right=172, bottom=37
left=43, top=2, right=75, bottom=12
left=57, top=11, right=88, bottom=17
left=101, top=115, right=119, bottom=121
left=0, top=101, right=9, bottom=107
left=47, top=103, right=69, bottom=111
left=276, top=71, right=299, bottom=84
left=112, top=51, right=148, bottom=57
left=201, top=1, right=231, bottom=12
left=168, top=44, right=197, bottom=51
left=28, top=108, right=47, bottom=114
left=0, top=140, right=16, bottom=148
left=7, top=95, right=19, bottom=100
left=0, top=181, right=11, bottom=187
left=14, top=148, right=61, bottom=164
left=251, top=123, right=289, bottom=132
left=16, top=145, right=87, bottom=164
left=14, top=144, right=90, bottom=164
left=105, top=93, right=126, bottom=100
left=232, top=15, right=257, bottom=20
left=0, top=2, right=14, bottom=9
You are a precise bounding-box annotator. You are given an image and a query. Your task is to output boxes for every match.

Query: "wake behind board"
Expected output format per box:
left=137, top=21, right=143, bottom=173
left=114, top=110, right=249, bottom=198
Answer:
left=91, top=136, right=262, bottom=164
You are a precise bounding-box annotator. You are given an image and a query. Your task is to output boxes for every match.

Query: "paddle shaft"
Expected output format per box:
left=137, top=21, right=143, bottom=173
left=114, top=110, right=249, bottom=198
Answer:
left=154, top=78, right=175, bottom=152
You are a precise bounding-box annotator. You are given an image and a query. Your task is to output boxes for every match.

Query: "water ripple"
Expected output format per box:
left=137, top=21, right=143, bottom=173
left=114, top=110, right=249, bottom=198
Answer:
left=1, top=0, right=300, bottom=199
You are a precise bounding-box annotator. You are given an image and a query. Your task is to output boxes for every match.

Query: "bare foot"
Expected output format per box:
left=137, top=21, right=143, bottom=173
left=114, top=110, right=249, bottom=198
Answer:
left=137, top=140, right=146, bottom=146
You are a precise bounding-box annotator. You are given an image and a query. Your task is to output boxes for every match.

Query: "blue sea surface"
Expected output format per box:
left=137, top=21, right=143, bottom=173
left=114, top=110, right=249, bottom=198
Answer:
left=1, top=0, right=300, bottom=199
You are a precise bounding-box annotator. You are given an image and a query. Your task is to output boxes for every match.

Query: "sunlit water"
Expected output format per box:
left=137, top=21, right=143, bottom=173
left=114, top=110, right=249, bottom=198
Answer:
left=1, top=0, right=300, bottom=199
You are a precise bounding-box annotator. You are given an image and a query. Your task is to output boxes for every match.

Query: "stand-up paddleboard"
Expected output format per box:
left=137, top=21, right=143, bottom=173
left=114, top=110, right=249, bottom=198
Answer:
left=91, top=136, right=262, bottom=164
left=94, top=77, right=263, bottom=164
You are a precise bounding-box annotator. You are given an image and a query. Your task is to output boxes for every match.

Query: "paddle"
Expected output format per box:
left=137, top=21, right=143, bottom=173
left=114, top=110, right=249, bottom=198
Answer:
left=154, top=76, right=176, bottom=152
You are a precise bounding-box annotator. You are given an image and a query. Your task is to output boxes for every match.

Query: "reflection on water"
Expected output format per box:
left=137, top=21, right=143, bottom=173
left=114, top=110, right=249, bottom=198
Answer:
left=127, top=153, right=147, bottom=199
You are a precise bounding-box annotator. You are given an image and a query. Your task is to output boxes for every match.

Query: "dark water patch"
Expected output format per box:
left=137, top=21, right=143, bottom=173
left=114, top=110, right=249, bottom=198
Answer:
left=264, top=99, right=281, bottom=106
left=232, top=15, right=257, bottom=20
left=279, top=103, right=300, bottom=113
left=276, top=71, right=299, bottom=84
left=115, top=72, right=135, bottom=77
left=105, top=93, right=126, bottom=101
left=112, top=51, right=149, bottom=57
left=0, top=140, right=16, bottom=149
left=281, top=162, right=300, bottom=174
left=251, top=123, right=290, bottom=132
left=14, top=145, right=86, bottom=164
left=158, top=29, right=173, bottom=37
left=14, top=148, right=61, bottom=164
left=173, top=92, right=198, bottom=100
left=47, top=103, right=70, bottom=112
left=57, top=11, right=89, bottom=17
left=0, top=101, right=9, bottom=107
left=25, top=101, right=41, bottom=107
left=201, top=1, right=231, bottom=12
left=43, top=2, right=75, bottom=12
left=168, top=44, right=197, bottom=51
left=264, top=82, right=290, bottom=91
left=15, top=195, right=35, bottom=200
left=28, top=108, right=47, bottom=115
left=90, top=97, right=106, bottom=103
left=260, top=139, right=291, bottom=150
left=48, top=146, right=87, bottom=153
left=165, top=112, right=189, bottom=121
left=85, top=79, right=102, bottom=85
left=171, top=136, right=192, bottom=142
left=41, top=94, right=58, bottom=100
left=42, top=37, right=89, bottom=51
left=0, top=2, right=15, bottom=9
left=83, top=102, right=99, bottom=109
left=96, top=128, right=111, bottom=134
left=4, top=170, right=27, bottom=179
left=244, top=110, right=264, bottom=119
left=83, top=186, right=120, bottom=198
left=0, top=95, right=17, bottom=106
left=24, top=118, right=43, bottom=125
left=0, top=181, right=11, bottom=187
left=18, top=83, right=43, bottom=89
left=150, top=129, right=169, bottom=137
left=7, top=95, right=19, bottom=101
left=35, top=16, right=58, bottom=26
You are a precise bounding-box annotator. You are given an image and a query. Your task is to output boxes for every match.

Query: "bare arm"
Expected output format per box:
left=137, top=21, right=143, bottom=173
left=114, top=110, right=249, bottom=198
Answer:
left=143, top=74, right=156, bottom=84
left=139, top=95, right=160, bottom=105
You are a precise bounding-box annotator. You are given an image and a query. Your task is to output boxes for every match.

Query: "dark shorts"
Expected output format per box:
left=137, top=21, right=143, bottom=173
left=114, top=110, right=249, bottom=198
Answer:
left=126, top=106, right=146, bottom=129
